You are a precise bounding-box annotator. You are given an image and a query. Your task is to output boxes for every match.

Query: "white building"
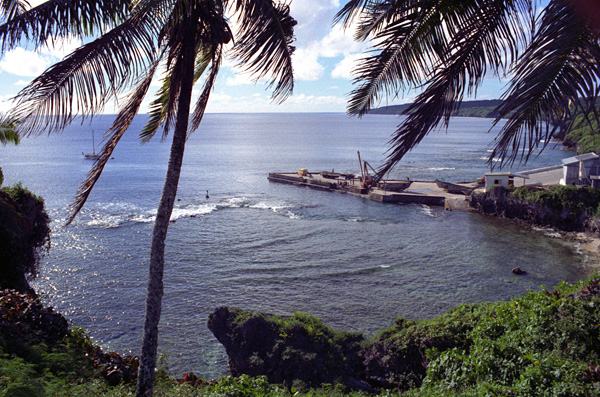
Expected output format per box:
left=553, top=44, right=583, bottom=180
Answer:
left=561, top=152, right=600, bottom=187
left=484, top=172, right=529, bottom=191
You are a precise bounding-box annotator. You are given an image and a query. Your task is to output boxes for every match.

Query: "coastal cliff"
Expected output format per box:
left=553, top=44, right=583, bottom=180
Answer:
left=469, top=185, right=600, bottom=235
left=207, top=306, right=475, bottom=392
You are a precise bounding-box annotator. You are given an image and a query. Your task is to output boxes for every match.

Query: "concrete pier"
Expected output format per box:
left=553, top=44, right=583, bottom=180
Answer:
left=268, top=172, right=476, bottom=210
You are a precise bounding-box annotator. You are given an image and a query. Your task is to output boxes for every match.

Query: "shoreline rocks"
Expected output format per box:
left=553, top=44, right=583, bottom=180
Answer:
left=207, top=306, right=468, bottom=392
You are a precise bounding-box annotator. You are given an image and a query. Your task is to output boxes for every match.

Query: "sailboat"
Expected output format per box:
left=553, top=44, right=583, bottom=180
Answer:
left=82, top=130, right=100, bottom=160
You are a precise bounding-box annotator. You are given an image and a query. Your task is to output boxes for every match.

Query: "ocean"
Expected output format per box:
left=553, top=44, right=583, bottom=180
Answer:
left=0, top=113, right=593, bottom=378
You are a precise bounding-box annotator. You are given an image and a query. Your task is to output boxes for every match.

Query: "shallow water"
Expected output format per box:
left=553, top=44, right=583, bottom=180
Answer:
left=1, top=113, right=592, bottom=377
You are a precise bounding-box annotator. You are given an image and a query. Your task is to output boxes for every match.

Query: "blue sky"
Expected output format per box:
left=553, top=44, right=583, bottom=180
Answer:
left=0, top=0, right=506, bottom=114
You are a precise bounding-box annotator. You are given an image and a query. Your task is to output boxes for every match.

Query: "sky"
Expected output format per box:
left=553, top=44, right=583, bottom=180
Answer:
left=0, top=0, right=507, bottom=114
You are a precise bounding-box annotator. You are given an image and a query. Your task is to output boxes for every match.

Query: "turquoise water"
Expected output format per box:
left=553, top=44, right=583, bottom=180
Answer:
left=0, top=113, right=592, bottom=378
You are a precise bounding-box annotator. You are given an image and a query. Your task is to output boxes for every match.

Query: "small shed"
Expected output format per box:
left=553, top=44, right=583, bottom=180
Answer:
left=561, top=152, right=600, bottom=187
left=484, top=172, right=529, bottom=192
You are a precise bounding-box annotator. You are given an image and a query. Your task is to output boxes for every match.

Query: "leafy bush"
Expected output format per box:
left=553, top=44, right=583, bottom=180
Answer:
left=510, top=185, right=600, bottom=213
left=413, top=275, right=600, bottom=395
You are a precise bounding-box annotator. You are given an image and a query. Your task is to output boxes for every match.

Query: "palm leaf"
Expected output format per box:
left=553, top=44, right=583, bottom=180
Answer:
left=374, top=0, right=529, bottom=180
left=490, top=0, right=600, bottom=166
left=66, top=57, right=161, bottom=225
left=0, top=0, right=131, bottom=53
left=348, top=0, right=447, bottom=117
left=334, top=0, right=376, bottom=28
left=0, top=0, right=29, bottom=21
left=139, top=69, right=171, bottom=143
left=231, top=0, right=295, bottom=103
left=10, top=6, right=160, bottom=136
left=190, top=44, right=222, bottom=131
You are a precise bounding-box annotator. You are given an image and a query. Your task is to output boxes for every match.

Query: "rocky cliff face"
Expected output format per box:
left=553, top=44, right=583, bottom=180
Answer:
left=0, top=187, right=50, bottom=292
left=208, top=307, right=466, bottom=392
left=469, top=187, right=598, bottom=234
left=208, top=307, right=370, bottom=391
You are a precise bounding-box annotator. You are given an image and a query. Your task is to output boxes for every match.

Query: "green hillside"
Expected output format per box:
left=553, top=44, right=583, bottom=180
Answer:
left=370, top=99, right=503, bottom=118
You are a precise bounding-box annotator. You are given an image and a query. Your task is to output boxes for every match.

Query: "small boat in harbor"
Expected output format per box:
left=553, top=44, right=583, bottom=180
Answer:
left=435, top=180, right=476, bottom=195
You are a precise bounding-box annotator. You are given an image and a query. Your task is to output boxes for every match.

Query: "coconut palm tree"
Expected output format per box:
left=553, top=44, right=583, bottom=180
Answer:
left=337, top=0, right=600, bottom=179
left=0, top=0, right=295, bottom=395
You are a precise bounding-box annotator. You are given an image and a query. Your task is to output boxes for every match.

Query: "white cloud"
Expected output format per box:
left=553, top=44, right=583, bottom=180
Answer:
left=0, top=34, right=82, bottom=77
left=332, top=53, right=363, bottom=79
left=226, top=71, right=256, bottom=86
left=319, top=25, right=365, bottom=58
left=0, top=48, right=49, bottom=76
left=292, top=47, right=324, bottom=81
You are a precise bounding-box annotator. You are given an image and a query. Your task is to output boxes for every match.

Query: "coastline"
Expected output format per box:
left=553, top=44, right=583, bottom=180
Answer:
left=572, top=232, right=600, bottom=272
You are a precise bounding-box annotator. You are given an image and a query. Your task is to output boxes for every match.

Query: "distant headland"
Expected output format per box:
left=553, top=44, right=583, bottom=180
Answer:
left=370, top=99, right=503, bottom=118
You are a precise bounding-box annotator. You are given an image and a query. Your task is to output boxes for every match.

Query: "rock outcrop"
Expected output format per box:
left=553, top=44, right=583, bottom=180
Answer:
left=0, top=187, right=50, bottom=292
left=208, top=307, right=370, bottom=391
left=469, top=186, right=599, bottom=234
left=208, top=307, right=467, bottom=392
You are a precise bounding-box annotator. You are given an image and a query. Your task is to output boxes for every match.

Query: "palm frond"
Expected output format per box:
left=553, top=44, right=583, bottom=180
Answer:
left=374, top=0, right=529, bottom=180
left=0, top=0, right=29, bottom=21
left=66, top=57, right=161, bottom=225
left=190, top=44, right=222, bottom=131
left=347, top=0, right=446, bottom=116
left=10, top=7, right=160, bottom=137
left=0, top=0, right=131, bottom=53
left=334, top=0, right=374, bottom=29
left=140, top=71, right=171, bottom=143
left=490, top=0, right=600, bottom=166
left=231, top=0, right=295, bottom=103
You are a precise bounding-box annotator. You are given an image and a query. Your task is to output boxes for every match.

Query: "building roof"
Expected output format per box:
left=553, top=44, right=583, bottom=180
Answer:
left=562, top=152, right=599, bottom=165
left=485, top=172, right=529, bottom=179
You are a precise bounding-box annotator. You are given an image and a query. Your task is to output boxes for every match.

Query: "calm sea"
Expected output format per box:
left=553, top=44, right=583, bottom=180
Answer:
left=1, top=113, right=593, bottom=378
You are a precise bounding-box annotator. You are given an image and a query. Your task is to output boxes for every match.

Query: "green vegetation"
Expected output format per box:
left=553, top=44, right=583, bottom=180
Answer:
left=472, top=184, right=600, bottom=232
left=562, top=113, right=600, bottom=154
left=369, top=100, right=503, bottom=118
left=412, top=277, right=600, bottom=396
left=509, top=185, right=600, bottom=216
left=4, top=275, right=600, bottom=395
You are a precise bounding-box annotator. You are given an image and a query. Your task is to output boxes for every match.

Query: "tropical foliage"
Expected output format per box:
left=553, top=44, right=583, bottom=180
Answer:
left=560, top=99, right=600, bottom=153
left=338, top=0, right=600, bottom=179
left=4, top=275, right=600, bottom=395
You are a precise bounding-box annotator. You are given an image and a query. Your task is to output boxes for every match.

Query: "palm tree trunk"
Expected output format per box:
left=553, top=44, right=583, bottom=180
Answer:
left=136, top=41, right=196, bottom=397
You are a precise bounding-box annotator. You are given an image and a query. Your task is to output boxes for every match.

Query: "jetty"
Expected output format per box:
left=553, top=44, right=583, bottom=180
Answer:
left=267, top=170, right=479, bottom=211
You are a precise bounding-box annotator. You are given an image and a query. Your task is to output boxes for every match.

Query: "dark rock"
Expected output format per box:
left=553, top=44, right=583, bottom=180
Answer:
left=208, top=306, right=463, bottom=392
left=208, top=306, right=371, bottom=391
left=105, top=369, right=123, bottom=386
left=512, top=267, right=527, bottom=275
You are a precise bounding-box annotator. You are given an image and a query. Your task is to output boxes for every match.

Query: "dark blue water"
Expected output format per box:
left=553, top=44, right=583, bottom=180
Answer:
left=0, top=113, right=592, bottom=378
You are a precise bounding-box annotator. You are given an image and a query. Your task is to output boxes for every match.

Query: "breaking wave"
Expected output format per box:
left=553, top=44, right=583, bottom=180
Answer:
left=82, top=196, right=301, bottom=229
